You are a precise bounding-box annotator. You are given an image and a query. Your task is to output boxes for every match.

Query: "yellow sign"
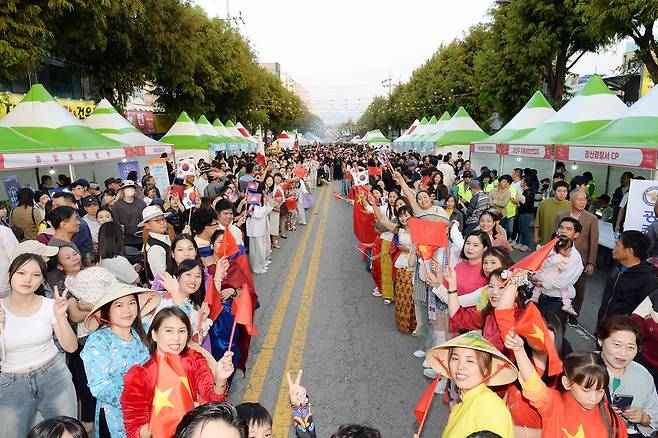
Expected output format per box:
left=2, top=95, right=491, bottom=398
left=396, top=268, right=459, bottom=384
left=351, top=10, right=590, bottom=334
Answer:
left=0, top=93, right=96, bottom=120
left=641, top=65, right=655, bottom=97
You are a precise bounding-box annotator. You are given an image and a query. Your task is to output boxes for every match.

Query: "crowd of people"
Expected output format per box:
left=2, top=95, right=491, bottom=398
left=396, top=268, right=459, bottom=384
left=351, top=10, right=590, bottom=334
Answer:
left=0, top=143, right=657, bottom=438
left=338, top=147, right=658, bottom=437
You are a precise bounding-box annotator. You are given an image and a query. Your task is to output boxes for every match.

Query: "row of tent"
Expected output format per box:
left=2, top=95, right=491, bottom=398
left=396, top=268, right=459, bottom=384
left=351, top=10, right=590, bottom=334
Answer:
left=351, top=129, right=390, bottom=146
left=392, top=75, right=658, bottom=171
left=0, top=84, right=264, bottom=171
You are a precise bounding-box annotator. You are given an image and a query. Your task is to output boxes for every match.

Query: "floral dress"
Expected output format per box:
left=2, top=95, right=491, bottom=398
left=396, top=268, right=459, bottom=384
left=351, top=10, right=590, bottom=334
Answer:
left=81, top=326, right=150, bottom=438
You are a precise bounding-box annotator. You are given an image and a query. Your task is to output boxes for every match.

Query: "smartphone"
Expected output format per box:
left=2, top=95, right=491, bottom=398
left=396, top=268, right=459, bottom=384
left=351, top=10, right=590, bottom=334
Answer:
left=612, top=394, right=634, bottom=411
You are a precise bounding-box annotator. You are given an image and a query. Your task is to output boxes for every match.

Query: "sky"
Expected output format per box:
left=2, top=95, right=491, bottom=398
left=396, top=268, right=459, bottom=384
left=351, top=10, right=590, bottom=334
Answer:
left=196, top=0, right=626, bottom=126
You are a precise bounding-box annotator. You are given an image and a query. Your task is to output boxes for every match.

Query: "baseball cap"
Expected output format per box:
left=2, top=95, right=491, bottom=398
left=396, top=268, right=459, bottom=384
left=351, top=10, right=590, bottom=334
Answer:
left=104, top=177, right=122, bottom=187
left=462, top=171, right=473, bottom=178
left=81, top=195, right=99, bottom=207
left=71, top=178, right=90, bottom=189
left=89, top=182, right=100, bottom=190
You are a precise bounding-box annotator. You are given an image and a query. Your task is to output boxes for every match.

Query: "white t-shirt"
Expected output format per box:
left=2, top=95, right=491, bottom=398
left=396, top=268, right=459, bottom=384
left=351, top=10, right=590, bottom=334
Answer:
left=83, top=215, right=101, bottom=243
left=100, top=256, right=139, bottom=284
left=0, top=296, right=58, bottom=372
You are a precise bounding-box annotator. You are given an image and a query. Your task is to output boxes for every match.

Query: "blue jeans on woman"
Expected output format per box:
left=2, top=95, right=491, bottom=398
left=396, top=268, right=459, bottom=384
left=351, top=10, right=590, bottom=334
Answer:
left=518, top=213, right=534, bottom=247
left=0, top=353, right=77, bottom=437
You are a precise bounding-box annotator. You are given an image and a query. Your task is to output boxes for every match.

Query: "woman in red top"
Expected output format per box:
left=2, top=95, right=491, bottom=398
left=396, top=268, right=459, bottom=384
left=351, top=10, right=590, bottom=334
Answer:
left=120, top=307, right=235, bottom=438
left=505, top=331, right=627, bottom=438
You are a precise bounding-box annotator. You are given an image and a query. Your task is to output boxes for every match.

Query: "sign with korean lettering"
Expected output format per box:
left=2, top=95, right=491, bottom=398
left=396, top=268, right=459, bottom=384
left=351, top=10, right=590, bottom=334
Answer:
left=0, top=148, right=129, bottom=170
left=554, top=145, right=658, bottom=169
left=147, top=158, right=170, bottom=196
left=624, top=180, right=658, bottom=232
left=500, top=144, right=552, bottom=159
left=470, top=143, right=498, bottom=154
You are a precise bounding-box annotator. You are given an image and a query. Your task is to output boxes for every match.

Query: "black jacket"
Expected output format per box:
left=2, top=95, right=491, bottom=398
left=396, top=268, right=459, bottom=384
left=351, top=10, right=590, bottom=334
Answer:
left=598, top=261, right=658, bottom=322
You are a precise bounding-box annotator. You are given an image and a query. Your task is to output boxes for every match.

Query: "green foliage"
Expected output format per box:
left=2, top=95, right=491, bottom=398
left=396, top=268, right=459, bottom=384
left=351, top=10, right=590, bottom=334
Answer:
left=578, top=0, right=658, bottom=83
left=0, top=0, right=314, bottom=132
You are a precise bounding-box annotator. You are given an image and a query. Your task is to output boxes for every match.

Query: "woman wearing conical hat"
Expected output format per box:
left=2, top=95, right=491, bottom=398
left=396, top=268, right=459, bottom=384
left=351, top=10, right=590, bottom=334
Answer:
left=426, top=331, right=517, bottom=437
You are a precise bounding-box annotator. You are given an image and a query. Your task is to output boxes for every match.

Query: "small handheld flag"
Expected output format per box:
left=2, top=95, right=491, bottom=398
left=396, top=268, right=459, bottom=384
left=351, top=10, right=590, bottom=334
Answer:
left=351, top=170, right=369, bottom=187
left=176, top=159, right=196, bottom=178
left=182, top=188, right=198, bottom=209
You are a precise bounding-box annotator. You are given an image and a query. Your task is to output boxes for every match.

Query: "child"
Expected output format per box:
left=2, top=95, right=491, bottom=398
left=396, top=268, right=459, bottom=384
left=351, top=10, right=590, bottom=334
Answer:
left=532, top=236, right=578, bottom=316
left=504, top=330, right=628, bottom=437
left=426, top=331, right=517, bottom=437
left=236, top=371, right=316, bottom=438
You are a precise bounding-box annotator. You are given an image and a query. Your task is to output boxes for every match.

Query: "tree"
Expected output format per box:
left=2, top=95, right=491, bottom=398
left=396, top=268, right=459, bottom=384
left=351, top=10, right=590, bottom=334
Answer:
left=500, top=0, right=606, bottom=105
left=578, top=0, right=658, bottom=84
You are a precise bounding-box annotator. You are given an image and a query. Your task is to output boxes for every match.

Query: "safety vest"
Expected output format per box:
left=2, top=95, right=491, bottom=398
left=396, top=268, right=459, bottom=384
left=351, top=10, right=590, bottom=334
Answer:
left=505, top=187, right=518, bottom=218
left=457, top=182, right=473, bottom=206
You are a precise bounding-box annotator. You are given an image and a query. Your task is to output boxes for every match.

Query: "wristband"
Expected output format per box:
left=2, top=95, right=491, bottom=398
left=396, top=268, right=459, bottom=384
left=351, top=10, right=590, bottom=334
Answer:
left=448, top=289, right=458, bottom=294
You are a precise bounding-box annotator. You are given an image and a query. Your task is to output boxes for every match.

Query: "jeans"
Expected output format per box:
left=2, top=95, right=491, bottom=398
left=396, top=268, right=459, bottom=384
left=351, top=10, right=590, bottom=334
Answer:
left=505, top=216, right=516, bottom=240
left=518, top=213, right=534, bottom=247
left=0, top=353, right=77, bottom=437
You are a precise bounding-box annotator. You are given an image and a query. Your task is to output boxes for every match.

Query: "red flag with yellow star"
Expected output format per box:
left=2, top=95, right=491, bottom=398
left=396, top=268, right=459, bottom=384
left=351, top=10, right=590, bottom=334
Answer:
left=352, top=186, right=377, bottom=245
left=406, top=217, right=448, bottom=260
left=514, top=302, right=563, bottom=376
left=149, top=353, right=195, bottom=438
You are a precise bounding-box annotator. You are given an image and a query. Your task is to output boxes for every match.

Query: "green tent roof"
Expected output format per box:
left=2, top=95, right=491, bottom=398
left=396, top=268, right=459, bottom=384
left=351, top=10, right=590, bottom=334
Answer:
left=160, top=112, right=212, bottom=150
left=434, top=107, right=488, bottom=146
left=1, top=84, right=127, bottom=150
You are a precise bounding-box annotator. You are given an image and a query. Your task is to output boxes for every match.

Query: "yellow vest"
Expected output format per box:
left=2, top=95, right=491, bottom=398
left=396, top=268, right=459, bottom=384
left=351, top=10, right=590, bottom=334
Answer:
left=505, top=187, right=517, bottom=218
left=457, top=182, right=473, bottom=205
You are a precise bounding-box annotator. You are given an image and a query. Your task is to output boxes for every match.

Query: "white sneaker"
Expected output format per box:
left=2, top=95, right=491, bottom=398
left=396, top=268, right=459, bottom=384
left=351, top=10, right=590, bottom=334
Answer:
left=372, top=290, right=383, bottom=297
left=519, top=245, right=530, bottom=252
left=423, top=368, right=439, bottom=379
left=422, top=359, right=431, bottom=368
left=413, top=350, right=426, bottom=358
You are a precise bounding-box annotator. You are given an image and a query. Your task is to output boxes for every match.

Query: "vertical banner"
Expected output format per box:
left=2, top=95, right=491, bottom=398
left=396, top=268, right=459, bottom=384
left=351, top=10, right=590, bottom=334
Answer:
left=117, top=160, right=140, bottom=182
left=3, top=175, right=21, bottom=208
left=148, top=158, right=170, bottom=196
left=624, top=179, right=658, bottom=232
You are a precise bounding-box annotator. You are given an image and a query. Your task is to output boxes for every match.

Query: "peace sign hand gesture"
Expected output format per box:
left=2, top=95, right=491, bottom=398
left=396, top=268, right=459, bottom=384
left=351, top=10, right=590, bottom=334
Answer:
left=53, top=285, right=69, bottom=320
left=287, top=370, right=308, bottom=406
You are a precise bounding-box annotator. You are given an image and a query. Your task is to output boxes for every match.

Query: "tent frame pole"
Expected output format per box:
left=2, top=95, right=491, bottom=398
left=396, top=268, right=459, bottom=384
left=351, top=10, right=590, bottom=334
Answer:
left=68, top=164, right=76, bottom=181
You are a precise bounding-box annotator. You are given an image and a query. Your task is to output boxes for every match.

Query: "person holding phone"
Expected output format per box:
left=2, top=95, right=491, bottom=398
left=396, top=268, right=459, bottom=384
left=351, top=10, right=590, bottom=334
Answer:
left=597, top=315, right=658, bottom=437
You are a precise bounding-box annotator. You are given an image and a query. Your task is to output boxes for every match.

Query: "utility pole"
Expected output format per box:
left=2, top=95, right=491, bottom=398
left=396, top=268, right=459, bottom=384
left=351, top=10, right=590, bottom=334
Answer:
left=382, top=71, right=394, bottom=140
left=226, top=0, right=230, bottom=20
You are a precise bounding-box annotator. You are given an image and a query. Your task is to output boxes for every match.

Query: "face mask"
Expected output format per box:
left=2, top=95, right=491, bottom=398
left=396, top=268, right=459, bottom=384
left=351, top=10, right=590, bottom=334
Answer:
left=123, top=187, right=136, bottom=197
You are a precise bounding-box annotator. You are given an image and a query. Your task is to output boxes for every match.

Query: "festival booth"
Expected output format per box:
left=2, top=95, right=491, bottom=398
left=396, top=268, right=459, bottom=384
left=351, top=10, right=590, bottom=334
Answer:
left=364, top=129, right=390, bottom=148
left=563, top=85, right=658, bottom=185
left=393, top=119, right=420, bottom=152
left=471, top=91, right=556, bottom=175
left=84, top=98, right=174, bottom=186
left=0, top=84, right=132, bottom=199
left=161, top=112, right=213, bottom=163
left=236, top=122, right=258, bottom=150
left=211, top=119, right=246, bottom=156
left=411, top=115, right=439, bottom=154
left=404, top=117, right=430, bottom=152
left=432, top=106, right=488, bottom=156
left=350, top=135, right=363, bottom=144
left=272, top=131, right=295, bottom=150
left=421, top=112, right=452, bottom=153
left=508, top=75, right=628, bottom=184
left=224, top=120, right=256, bottom=154
left=196, top=115, right=236, bottom=157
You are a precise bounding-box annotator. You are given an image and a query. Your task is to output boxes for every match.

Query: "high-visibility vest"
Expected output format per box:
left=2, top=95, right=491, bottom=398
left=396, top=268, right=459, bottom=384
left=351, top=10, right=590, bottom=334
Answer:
left=457, top=182, right=473, bottom=205
left=505, top=187, right=517, bottom=218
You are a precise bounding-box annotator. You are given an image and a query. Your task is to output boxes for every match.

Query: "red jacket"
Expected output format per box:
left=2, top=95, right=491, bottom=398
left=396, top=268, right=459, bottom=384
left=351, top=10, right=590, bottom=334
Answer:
left=632, top=313, right=658, bottom=371
left=120, top=349, right=225, bottom=438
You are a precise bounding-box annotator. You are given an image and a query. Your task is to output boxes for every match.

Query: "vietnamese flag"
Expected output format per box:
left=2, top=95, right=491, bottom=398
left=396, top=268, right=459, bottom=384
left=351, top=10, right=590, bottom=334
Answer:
left=407, top=217, right=448, bottom=260
left=511, top=236, right=559, bottom=271
left=216, top=227, right=240, bottom=259
left=421, top=175, right=430, bottom=187
left=368, top=166, right=382, bottom=177
left=352, top=187, right=377, bottom=244
left=414, top=376, right=441, bottom=432
left=515, top=302, right=563, bottom=376
left=231, top=283, right=259, bottom=336
left=149, top=353, right=195, bottom=438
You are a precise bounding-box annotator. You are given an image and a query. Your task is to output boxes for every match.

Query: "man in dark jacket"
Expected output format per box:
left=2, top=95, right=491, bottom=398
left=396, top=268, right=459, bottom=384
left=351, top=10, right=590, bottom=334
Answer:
left=598, top=230, right=658, bottom=322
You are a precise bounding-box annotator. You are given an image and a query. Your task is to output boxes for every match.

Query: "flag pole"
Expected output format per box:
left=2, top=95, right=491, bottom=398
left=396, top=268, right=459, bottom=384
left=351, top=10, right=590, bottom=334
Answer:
left=227, top=317, right=238, bottom=353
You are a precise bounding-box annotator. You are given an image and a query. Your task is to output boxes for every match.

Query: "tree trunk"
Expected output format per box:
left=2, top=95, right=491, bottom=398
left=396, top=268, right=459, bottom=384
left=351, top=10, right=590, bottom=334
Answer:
left=633, top=23, right=658, bottom=86
left=545, top=46, right=568, bottom=106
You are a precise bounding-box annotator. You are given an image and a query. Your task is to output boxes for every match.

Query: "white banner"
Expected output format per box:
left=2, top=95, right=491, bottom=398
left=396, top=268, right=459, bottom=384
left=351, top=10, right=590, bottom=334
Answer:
left=598, top=220, right=616, bottom=249
left=148, top=158, right=170, bottom=197
left=471, top=143, right=498, bottom=154
left=624, top=179, right=658, bottom=232
left=0, top=148, right=129, bottom=170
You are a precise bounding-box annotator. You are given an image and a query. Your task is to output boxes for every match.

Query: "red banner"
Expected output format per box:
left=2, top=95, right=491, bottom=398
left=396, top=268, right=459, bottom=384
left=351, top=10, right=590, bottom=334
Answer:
left=125, top=110, right=156, bottom=134
left=500, top=144, right=552, bottom=160
left=554, top=145, right=657, bottom=169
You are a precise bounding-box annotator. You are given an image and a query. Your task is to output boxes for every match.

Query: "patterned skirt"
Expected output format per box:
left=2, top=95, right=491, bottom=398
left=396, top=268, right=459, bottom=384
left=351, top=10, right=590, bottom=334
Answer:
left=395, top=269, right=416, bottom=333
left=380, top=240, right=394, bottom=300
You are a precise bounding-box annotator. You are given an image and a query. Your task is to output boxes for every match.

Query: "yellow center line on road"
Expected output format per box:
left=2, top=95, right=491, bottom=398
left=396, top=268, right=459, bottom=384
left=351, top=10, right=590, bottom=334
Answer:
left=270, top=183, right=332, bottom=437
left=241, top=186, right=329, bottom=403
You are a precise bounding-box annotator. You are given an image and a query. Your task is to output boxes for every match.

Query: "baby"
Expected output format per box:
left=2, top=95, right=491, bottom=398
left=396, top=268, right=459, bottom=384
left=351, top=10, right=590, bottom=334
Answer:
left=531, top=236, right=577, bottom=316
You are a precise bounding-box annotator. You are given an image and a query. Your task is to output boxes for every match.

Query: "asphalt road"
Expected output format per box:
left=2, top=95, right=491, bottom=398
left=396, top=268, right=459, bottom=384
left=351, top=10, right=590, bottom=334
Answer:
left=229, top=181, right=606, bottom=437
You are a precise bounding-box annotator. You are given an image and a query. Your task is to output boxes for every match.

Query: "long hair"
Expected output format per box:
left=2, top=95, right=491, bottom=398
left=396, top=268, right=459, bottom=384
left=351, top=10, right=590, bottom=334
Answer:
left=99, top=293, right=148, bottom=345
left=9, top=253, right=47, bottom=296
left=460, top=229, right=491, bottom=260
left=174, top=259, right=206, bottom=308
left=98, top=222, right=125, bottom=259
left=166, top=234, right=202, bottom=274
left=562, top=352, right=622, bottom=437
